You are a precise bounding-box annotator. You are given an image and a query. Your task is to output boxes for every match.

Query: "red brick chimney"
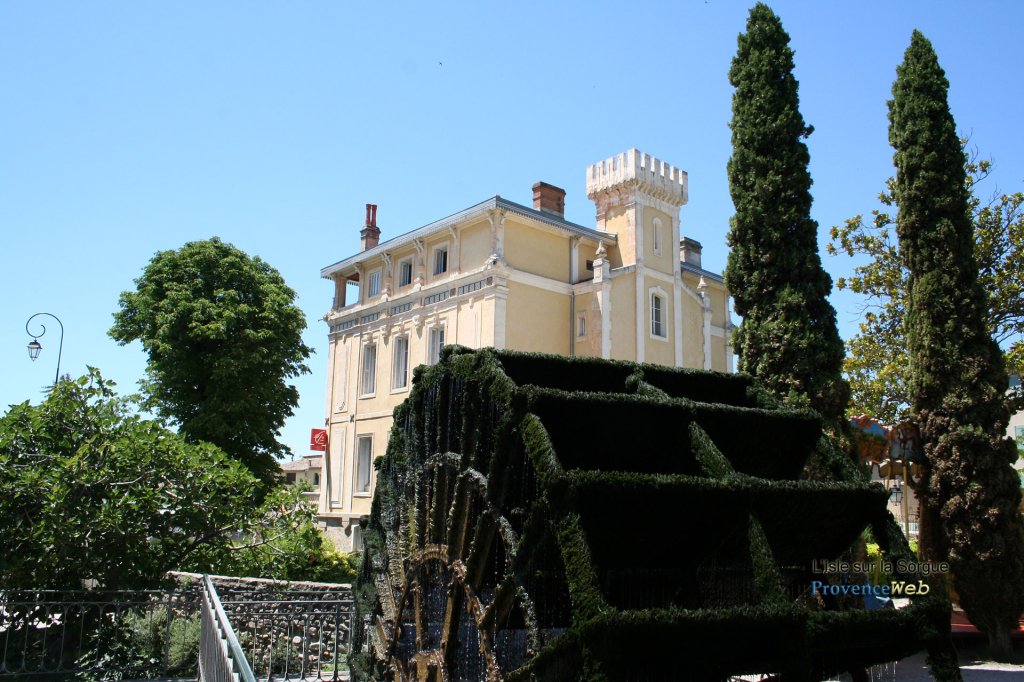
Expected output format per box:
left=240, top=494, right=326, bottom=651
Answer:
left=360, top=204, right=380, bottom=251
left=532, top=182, right=566, bottom=217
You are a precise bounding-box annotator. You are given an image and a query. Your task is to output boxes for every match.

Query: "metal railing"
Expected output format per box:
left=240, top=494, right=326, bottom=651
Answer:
left=199, top=577, right=354, bottom=681
left=0, top=588, right=201, bottom=679
left=200, top=576, right=256, bottom=682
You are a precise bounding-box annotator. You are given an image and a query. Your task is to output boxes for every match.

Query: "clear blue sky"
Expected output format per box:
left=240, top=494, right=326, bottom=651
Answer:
left=2, top=1, right=1022, bottom=457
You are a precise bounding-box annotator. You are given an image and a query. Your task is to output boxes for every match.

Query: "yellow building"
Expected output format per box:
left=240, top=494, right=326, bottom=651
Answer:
left=281, top=454, right=322, bottom=505
left=317, top=149, right=733, bottom=550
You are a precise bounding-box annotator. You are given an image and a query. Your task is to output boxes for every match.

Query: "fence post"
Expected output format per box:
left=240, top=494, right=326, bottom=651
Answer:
left=333, top=600, right=341, bottom=682
left=163, top=588, right=174, bottom=679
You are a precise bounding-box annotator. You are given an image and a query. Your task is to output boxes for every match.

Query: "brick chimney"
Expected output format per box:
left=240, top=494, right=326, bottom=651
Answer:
left=680, top=237, right=702, bottom=268
left=532, top=182, right=566, bottom=217
left=360, top=204, right=380, bottom=251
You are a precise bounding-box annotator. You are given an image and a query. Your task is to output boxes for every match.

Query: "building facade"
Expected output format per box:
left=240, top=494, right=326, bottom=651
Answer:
left=281, top=454, right=322, bottom=505
left=317, top=149, right=734, bottom=550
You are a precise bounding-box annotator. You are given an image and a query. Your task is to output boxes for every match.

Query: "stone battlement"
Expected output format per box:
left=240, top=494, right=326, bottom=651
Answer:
left=586, top=148, right=688, bottom=206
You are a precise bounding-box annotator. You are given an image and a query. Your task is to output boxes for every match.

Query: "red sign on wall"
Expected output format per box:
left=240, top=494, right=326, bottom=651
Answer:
left=310, top=429, right=327, bottom=452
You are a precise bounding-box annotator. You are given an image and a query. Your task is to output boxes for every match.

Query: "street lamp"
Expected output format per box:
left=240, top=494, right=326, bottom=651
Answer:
left=889, top=477, right=904, bottom=504
left=25, top=313, right=64, bottom=386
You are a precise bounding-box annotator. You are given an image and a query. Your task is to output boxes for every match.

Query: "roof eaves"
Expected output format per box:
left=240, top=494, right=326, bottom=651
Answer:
left=680, top=261, right=725, bottom=284
left=493, top=197, right=615, bottom=242
left=320, top=197, right=499, bottom=278
left=320, top=198, right=616, bottom=279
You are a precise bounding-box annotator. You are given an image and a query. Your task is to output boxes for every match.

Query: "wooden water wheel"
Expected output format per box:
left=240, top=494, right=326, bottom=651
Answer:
left=350, top=347, right=959, bottom=682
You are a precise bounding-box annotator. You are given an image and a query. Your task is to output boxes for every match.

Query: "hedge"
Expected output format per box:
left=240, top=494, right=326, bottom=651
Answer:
left=349, top=347, right=958, bottom=681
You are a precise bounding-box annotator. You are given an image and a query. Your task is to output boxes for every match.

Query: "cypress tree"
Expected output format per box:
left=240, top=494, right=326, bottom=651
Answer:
left=890, top=30, right=1024, bottom=657
left=724, top=4, right=849, bottom=429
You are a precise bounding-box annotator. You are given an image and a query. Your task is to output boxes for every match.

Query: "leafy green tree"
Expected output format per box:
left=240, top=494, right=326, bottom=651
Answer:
left=110, top=237, right=312, bottom=483
left=889, top=30, right=1024, bottom=657
left=829, top=158, right=1024, bottom=423
left=724, top=3, right=849, bottom=429
left=216, top=483, right=359, bottom=583
left=0, top=370, right=261, bottom=590
left=0, top=371, right=356, bottom=591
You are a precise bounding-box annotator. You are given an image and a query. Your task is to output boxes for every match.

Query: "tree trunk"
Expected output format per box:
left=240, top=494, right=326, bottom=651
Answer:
left=985, top=621, right=1013, bottom=662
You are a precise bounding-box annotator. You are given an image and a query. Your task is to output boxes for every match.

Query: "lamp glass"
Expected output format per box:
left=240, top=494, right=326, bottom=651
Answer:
left=890, top=480, right=903, bottom=504
left=27, top=340, right=42, bottom=361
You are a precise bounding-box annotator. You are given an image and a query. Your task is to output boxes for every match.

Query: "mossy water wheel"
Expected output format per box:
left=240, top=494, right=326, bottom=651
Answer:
left=350, top=348, right=959, bottom=682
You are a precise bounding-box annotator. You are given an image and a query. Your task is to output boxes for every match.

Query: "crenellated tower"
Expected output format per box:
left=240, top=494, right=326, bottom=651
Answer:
left=586, top=149, right=688, bottom=272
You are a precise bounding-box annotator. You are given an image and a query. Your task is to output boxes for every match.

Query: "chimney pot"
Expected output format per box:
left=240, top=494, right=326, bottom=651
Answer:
left=360, top=203, right=381, bottom=251
left=532, top=182, right=566, bottom=218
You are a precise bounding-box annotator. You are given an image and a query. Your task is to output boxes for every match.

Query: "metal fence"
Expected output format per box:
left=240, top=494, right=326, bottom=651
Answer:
left=1, top=579, right=353, bottom=682
left=0, top=588, right=201, bottom=680
left=210, top=580, right=354, bottom=681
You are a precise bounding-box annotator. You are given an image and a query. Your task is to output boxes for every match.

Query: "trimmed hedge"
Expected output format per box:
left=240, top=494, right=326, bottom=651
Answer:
left=351, top=348, right=958, bottom=681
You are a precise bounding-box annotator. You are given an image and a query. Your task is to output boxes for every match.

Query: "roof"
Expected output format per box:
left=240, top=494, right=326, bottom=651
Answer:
left=321, top=196, right=616, bottom=279
left=681, top=261, right=725, bottom=284
left=281, top=455, right=322, bottom=472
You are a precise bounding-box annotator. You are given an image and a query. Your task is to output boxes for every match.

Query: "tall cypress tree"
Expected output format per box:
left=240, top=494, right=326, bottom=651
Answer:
left=890, top=30, right=1024, bottom=657
left=724, top=3, right=849, bottom=428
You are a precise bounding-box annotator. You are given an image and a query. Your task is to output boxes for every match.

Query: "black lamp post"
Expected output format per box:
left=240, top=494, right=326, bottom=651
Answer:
left=25, top=313, right=64, bottom=386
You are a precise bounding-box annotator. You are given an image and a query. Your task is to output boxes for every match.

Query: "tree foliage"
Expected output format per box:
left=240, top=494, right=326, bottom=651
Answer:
left=110, top=237, right=312, bottom=483
left=0, top=371, right=258, bottom=590
left=724, top=3, right=849, bottom=429
left=217, top=483, right=359, bottom=583
left=888, top=30, right=1024, bottom=657
left=829, top=157, right=1024, bottom=423
left=0, top=371, right=354, bottom=591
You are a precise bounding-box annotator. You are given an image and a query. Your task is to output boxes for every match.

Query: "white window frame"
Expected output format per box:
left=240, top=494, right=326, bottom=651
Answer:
left=392, top=334, right=410, bottom=391
left=360, top=343, right=377, bottom=397
left=431, top=243, right=449, bottom=277
left=428, top=326, right=446, bottom=365
left=398, top=257, right=414, bottom=288
left=354, top=435, right=373, bottom=495
left=650, top=290, right=667, bottom=340
left=653, top=217, right=663, bottom=256
left=576, top=314, right=586, bottom=338
left=367, top=268, right=382, bottom=298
